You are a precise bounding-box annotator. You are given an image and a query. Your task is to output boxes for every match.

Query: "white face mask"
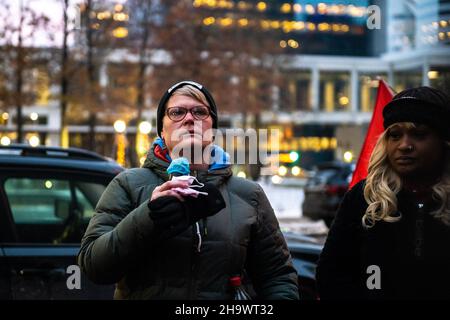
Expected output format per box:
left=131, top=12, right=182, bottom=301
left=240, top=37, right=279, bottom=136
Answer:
left=171, top=175, right=208, bottom=197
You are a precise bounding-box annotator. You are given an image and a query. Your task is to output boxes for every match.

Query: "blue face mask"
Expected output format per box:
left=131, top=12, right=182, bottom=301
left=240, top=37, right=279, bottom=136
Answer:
left=167, top=157, right=190, bottom=176
left=166, top=157, right=207, bottom=197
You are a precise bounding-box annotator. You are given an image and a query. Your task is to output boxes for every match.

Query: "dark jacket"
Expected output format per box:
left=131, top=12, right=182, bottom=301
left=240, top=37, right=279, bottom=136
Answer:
left=317, top=180, right=450, bottom=300
left=77, top=146, right=299, bottom=300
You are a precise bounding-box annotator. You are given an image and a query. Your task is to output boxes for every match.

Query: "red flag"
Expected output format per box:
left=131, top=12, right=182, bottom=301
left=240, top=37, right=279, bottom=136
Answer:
left=349, top=80, right=395, bottom=189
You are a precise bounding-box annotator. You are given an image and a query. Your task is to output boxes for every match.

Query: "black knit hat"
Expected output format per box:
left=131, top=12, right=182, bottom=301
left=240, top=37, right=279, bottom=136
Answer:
left=383, top=86, right=450, bottom=140
left=156, top=80, right=218, bottom=138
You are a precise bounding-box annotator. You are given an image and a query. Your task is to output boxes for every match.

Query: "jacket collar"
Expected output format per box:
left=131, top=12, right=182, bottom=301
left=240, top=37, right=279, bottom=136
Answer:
left=142, top=139, right=233, bottom=186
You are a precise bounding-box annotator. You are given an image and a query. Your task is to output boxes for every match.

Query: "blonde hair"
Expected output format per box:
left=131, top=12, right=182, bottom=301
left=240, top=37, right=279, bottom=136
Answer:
left=171, top=85, right=210, bottom=108
left=362, top=122, right=450, bottom=228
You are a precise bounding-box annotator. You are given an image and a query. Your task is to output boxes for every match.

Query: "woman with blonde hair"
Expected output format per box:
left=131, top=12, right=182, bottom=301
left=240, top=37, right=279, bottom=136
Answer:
left=316, top=86, right=450, bottom=300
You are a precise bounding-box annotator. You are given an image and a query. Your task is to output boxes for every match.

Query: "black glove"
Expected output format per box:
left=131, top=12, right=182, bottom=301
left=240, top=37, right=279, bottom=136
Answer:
left=148, top=182, right=226, bottom=240
left=183, top=182, right=226, bottom=223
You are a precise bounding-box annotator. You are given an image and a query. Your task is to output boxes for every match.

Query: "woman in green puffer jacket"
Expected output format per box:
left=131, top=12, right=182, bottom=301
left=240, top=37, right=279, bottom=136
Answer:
left=77, top=81, right=299, bottom=300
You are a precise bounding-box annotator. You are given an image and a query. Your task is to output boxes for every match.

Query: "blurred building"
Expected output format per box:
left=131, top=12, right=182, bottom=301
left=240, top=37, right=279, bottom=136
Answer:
left=250, top=0, right=450, bottom=170
left=1, top=0, right=449, bottom=171
left=193, top=0, right=371, bottom=55
left=174, top=0, right=448, bottom=170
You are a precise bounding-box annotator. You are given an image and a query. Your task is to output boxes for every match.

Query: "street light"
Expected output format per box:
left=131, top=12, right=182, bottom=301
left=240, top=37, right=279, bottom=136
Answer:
left=138, top=121, right=152, bottom=135
left=30, top=112, right=38, bottom=121
left=292, top=166, right=301, bottom=176
left=278, top=165, right=288, bottom=176
left=271, top=175, right=283, bottom=184
left=113, top=120, right=126, bottom=133
left=289, top=151, right=299, bottom=162
left=237, top=171, right=247, bottom=179
left=29, top=135, right=40, bottom=147
left=1, top=136, right=11, bottom=146
left=113, top=120, right=127, bottom=166
left=343, top=150, right=354, bottom=163
left=136, top=121, right=152, bottom=165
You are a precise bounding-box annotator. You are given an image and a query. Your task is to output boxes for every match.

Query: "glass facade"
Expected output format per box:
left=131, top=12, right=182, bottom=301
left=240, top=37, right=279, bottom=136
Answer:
left=429, top=67, right=450, bottom=96
left=388, top=0, right=450, bottom=52
left=319, top=71, right=351, bottom=112
left=69, top=132, right=115, bottom=158
left=106, top=63, right=139, bottom=109
left=416, top=0, right=449, bottom=48
left=280, top=70, right=312, bottom=111
left=293, top=124, right=335, bottom=170
left=359, top=73, right=388, bottom=112
left=394, top=69, right=422, bottom=92
left=191, top=0, right=372, bottom=55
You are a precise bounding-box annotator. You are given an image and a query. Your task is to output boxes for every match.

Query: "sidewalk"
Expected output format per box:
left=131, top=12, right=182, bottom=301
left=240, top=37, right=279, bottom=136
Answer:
left=278, top=216, right=329, bottom=237
left=258, top=179, right=305, bottom=219
left=258, top=179, right=329, bottom=242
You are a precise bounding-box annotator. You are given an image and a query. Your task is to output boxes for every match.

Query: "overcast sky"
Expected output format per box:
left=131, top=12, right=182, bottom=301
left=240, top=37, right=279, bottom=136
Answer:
left=1, top=0, right=86, bottom=46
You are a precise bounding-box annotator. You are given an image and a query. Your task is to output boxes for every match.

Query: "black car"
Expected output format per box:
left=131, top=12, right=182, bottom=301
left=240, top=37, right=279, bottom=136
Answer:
left=0, top=144, right=123, bottom=299
left=282, top=232, right=323, bottom=300
left=0, top=144, right=322, bottom=300
left=302, top=161, right=355, bottom=227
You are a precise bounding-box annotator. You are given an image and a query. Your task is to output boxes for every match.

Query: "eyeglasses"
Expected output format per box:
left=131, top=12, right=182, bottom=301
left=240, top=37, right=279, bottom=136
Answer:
left=165, top=106, right=211, bottom=122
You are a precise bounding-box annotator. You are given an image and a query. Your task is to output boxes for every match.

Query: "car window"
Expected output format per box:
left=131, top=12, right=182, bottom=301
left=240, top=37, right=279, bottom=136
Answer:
left=5, top=179, right=69, bottom=224
left=3, top=178, right=107, bottom=243
left=74, top=181, right=106, bottom=220
left=307, top=168, right=339, bottom=186
left=328, top=169, right=352, bottom=185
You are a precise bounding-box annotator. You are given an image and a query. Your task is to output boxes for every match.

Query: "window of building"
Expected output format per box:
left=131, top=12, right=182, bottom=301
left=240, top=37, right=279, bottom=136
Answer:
left=106, top=63, right=138, bottom=110
left=69, top=133, right=116, bottom=159
left=394, top=69, right=422, bottom=92
left=294, top=71, right=312, bottom=111
left=359, top=73, right=388, bottom=112
left=279, top=76, right=294, bottom=112
left=319, top=71, right=351, bottom=112
left=428, top=67, right=450, bottom=96
left=280, top=71, right=312, bottom=111
left=22, top=115, right=49, bottom=125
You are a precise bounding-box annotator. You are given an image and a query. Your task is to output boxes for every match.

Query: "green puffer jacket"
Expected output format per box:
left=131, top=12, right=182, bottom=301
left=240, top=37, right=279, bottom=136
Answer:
left=78, top=147, right=299, bottom=300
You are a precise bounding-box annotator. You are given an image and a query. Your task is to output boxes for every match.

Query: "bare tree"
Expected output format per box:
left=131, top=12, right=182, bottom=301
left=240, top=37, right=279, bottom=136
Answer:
left=149, top=0, right=282, bottom=178
left=66, top=0, right=127, bottom=151
left=58, top=0, right=70, bottom=146
left=135, top=0, right=155, bottom=125
left=85, top=0, right=98, bottom=151
left=149, top=0, right=281, bottom=114
left=0, top=0, right=50, bottom=143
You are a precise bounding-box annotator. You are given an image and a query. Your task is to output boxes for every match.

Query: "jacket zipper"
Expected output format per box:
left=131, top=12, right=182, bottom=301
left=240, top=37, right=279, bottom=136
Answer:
left=187, top=169, right=211, bottom=298
left=188, top=169, right=201, bottom=299
left=414, top=202, right=425, bottom=259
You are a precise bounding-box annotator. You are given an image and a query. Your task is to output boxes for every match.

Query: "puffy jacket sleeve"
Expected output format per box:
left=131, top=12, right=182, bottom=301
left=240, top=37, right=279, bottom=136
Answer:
left=245, top=185, right=299, bottom=300
left=316, top=181, right=366, bottom=300
left=77, top=171, right=157, bottom=284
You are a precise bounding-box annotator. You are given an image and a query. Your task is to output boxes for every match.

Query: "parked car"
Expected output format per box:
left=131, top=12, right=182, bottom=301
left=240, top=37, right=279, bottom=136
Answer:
left=0, top=144, right=322, bottom=300
left=302, top=161, right=355, bottom=227
left=0, top=144, right=123, bottom=299
left=282, top=232, right=323, bottom=300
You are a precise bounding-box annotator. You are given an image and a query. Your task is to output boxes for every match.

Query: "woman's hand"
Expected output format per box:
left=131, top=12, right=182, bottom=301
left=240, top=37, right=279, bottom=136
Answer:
left=150, top=180, right=190, bottom=202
